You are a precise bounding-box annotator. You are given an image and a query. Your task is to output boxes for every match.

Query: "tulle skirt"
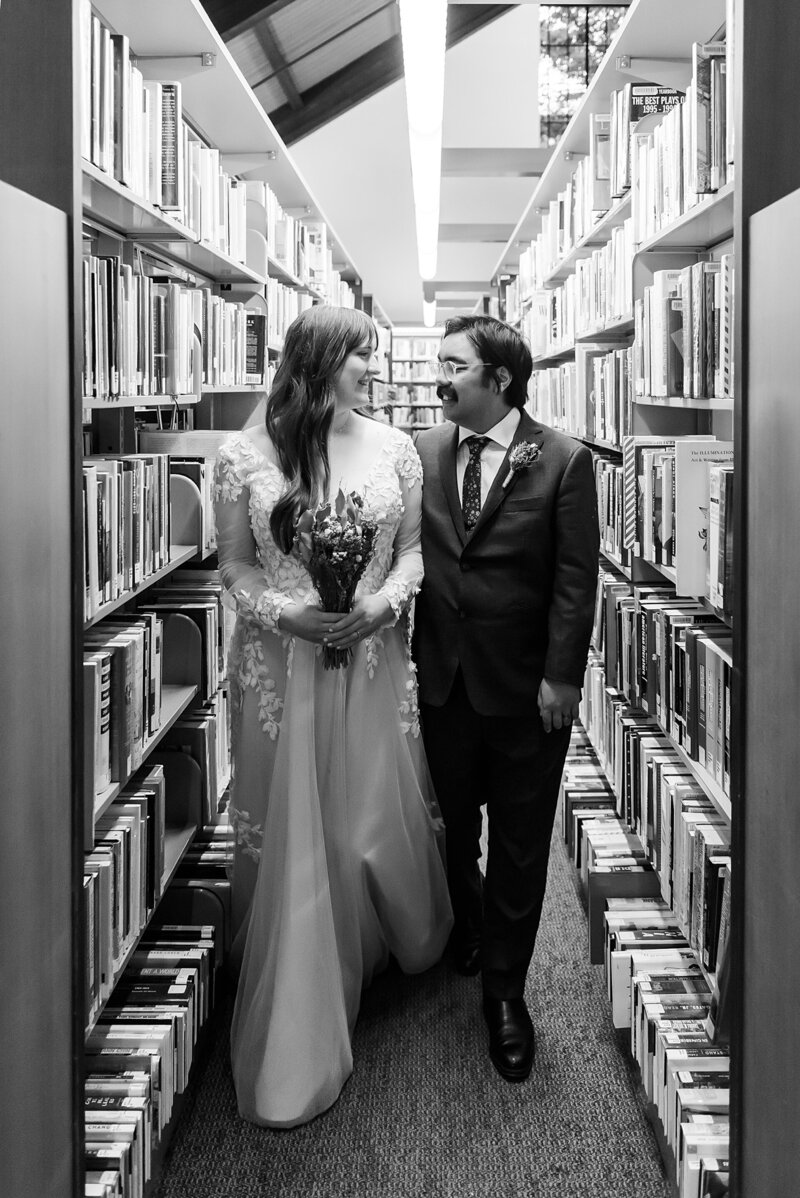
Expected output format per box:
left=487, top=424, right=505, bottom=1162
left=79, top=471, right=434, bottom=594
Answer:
left=226, top=619, right=453, bottom=1127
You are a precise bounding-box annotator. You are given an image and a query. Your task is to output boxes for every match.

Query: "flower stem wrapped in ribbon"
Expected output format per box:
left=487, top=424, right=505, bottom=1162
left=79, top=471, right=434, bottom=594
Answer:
left=294, top=488, right=379, bottom=669
left=502, top=440, right=541, bottom=488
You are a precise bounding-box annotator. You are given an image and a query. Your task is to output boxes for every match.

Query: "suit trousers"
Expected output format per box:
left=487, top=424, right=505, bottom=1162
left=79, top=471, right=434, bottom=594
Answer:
left=421, top=669, right=571, bottom=1000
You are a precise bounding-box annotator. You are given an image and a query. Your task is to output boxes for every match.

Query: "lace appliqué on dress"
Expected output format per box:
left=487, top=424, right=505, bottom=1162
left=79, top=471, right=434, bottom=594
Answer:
left=398, top=672, right=421, bottom=738
left=392, top=434, right=424, bottom=488
left=365, top=430, right=424, bottom=622
left=230, top=806, right=264, bottom=862
left=379, top=575, right=421, bottom=621
left=214, top=448, right=246, bottom=504
left=364, top=632, right=382, bottom=680
left=238, top=586, right=293, bottom=634
left=238, top=627, right=284, bottom=740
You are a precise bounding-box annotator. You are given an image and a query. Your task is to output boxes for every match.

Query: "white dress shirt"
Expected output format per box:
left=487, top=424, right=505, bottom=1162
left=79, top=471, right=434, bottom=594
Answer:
left=456, top=407, right=522, bottom=506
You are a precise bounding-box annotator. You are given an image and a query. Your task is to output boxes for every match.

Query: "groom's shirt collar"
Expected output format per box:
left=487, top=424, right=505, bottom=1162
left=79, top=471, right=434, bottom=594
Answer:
left=458, top=406, right=521, bottom=449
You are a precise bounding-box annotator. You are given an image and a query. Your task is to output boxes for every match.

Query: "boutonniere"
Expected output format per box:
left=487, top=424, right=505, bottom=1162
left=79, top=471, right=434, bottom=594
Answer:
left=502, top=440, right=541, bottom=487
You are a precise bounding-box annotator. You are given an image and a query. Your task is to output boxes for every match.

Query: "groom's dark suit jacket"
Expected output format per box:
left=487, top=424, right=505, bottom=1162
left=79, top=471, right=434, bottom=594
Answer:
left=414, top=410, right=600, bottom=717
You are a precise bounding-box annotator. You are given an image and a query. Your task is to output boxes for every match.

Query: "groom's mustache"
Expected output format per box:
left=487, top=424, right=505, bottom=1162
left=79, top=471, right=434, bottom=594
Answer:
left=437, top=384, right=456, bottom=401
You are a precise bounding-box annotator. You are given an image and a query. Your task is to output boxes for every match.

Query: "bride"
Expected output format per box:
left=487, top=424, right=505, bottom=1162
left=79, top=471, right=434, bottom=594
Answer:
left=213, top=304, right=453, bottom=1127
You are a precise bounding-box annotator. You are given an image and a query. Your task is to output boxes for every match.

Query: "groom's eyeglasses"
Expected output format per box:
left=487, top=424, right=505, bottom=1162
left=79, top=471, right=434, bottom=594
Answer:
left=429, top=359, right=496, bottom=382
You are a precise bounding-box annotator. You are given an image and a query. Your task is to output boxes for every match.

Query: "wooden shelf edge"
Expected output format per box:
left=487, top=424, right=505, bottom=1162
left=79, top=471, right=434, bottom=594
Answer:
left=200, top=384, right=266, bottom=394
left=83, top=161, right=263, bottom=285
left=92, top=684, right=199, bottom=824
left=635, top=181, right=736, bottom=255
left=542, top=194, right=633, bottom=287
left=83, top=394, right=200, bottom=411
left=635, top=394, right=734, bottom=410
left=84, top=545, right=199, bottom=629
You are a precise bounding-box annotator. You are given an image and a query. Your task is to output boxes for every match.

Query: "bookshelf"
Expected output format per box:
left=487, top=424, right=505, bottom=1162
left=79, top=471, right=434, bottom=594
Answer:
left=0, top=0, right=373, bottom=1194
left=3, top=0, right=800, bottom=1194
left=491, top=0, right=800, bottom=1193
left=390, top=329, right=444, bottom=432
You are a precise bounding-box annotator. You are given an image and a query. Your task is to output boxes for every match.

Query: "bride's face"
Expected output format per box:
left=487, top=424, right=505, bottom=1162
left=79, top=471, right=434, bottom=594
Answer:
left=331, top=338, right=380, bottom=411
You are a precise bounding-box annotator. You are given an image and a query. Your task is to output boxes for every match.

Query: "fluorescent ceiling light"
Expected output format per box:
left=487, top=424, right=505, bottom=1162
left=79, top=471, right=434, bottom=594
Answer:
left=422, top=298, right=437, bottom=328
left=398, top=0, right=447, bottom=281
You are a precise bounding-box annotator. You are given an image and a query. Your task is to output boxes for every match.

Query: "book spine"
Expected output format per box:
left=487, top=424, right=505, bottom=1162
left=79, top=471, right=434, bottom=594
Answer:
left=159, top=83, right=183, bottom=213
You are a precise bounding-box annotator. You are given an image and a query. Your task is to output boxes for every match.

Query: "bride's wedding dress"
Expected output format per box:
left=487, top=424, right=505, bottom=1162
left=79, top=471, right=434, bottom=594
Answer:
left=213, top=426, right=452, bottom=1127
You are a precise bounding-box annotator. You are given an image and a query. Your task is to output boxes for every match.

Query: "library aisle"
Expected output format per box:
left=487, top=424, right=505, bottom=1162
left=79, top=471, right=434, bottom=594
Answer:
left=151, top=819, right=670, bottom=1198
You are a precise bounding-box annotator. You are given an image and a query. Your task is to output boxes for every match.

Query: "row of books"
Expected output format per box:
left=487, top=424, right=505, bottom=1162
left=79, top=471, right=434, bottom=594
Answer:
left=609, top=82, right=685, bottom=204
left=604, top=897, right=729, bottom=1196
left=622, top=435, right=734, bottom=609
left=561, top=732, right=729, bottom=1197
left=174, top=824, right=233, bottom=884
left=392, top=383, right=439, bottom=405
left=84, top=614, right=166, bottom=794
left=84, top=768, right=168, bottom=1027
left=265, top=275, right=315, bottom=348
left=392, top=336, right=441, bottom=361
left=634, top=259, right=735, bottom=402
left=84, top=919, right=220, bottom=1198
left=562, top=737, right=732, bottom=1188
left=631, top=43, right=731, bottom=247
left=517, top=86, right=682, bottom=290
left=533, top=217, right=634, bottom=356
left=391, top=405, right=444, bottom=429
left=392, top=362, right=437, bottom=384
left=84, top=569, right=233, bottom=794
left=567, top=685, right=732, bottom=963
left=244, top=181, right=355, bottom=305
left=529, top=343, right=633, bottom=447
left=513, top=38, right=733, bottom=313
left=561, top=730, right=731, bottom=985
left=83, top=453, right=172, bottom=618
left=591, top=574, right=733, bottom=793
left=84, top=722, right=232, bottom=1016
left=570, top=737, right=730, bottom=977
left=82, top=255, right=271, bottom=401
left=592, top=454, right=627, bottom=566
left=80, top=7, right=250, bottom=266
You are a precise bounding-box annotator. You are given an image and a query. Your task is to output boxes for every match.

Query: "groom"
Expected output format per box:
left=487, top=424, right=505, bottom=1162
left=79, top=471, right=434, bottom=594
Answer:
left=413, top=315, right=599, bottom=1082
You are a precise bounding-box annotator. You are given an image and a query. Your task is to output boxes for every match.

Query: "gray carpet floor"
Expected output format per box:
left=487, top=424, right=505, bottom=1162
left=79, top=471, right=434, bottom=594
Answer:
left=152, top=824, right=671, bottom=1198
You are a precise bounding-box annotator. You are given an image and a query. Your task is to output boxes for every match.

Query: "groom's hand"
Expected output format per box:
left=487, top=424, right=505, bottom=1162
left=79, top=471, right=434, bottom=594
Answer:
left=538, top=678, right=581, bottom=733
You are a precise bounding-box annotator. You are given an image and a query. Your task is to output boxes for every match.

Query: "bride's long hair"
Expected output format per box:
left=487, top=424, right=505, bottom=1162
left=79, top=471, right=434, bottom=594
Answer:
left=267, top=304, right=378, bottom=554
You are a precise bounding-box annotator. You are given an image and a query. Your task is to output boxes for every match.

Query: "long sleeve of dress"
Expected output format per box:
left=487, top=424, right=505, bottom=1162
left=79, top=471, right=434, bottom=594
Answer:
left=372, top=435, right=425, bottom=624
left=213, top=439, right=294, bottom=632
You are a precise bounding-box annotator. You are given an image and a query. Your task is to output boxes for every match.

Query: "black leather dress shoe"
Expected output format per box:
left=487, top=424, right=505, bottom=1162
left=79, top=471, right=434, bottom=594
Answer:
left=482, top=996, right=535, bottom=1082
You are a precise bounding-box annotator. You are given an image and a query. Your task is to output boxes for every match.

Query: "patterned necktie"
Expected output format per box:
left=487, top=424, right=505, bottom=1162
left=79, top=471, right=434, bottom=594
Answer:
left=461, top=436, right=490, bottom=531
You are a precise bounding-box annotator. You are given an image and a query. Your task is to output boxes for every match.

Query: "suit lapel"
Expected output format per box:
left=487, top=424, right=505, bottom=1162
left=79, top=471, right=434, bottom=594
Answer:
left=438, top=423, right=467, bottom=544
left=468, top=410, right=544, bottom=537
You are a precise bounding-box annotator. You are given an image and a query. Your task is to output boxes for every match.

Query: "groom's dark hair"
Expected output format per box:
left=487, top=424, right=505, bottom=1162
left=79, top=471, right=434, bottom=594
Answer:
left=443, top=314, right=533, bottom=410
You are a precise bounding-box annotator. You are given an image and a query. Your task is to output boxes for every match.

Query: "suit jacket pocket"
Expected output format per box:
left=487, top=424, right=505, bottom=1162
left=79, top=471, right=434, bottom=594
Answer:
left=503, top=495, right=547, bottom=512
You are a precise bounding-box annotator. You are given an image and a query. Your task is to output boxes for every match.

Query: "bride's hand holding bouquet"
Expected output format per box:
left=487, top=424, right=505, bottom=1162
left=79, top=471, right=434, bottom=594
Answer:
left=287, top=487, right=386, bottom=668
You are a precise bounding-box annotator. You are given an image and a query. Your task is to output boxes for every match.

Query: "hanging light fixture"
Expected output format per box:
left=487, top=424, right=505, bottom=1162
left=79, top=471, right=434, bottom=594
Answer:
left=422, top=298, right=437, bottom=328
left=398, top=0, right=447, bottom=282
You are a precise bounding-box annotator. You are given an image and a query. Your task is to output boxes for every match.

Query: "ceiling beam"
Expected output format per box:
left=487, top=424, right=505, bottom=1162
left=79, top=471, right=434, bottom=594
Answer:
left=268, top=3, right=516, bottom=145
left=203, top=0, right=296, bottom=42
left=253, top=19, right=303, bottom=112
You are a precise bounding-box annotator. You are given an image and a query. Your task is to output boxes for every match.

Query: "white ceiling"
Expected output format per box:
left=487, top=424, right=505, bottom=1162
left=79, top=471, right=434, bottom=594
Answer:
left=291, top=3, right=545, bottom=327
